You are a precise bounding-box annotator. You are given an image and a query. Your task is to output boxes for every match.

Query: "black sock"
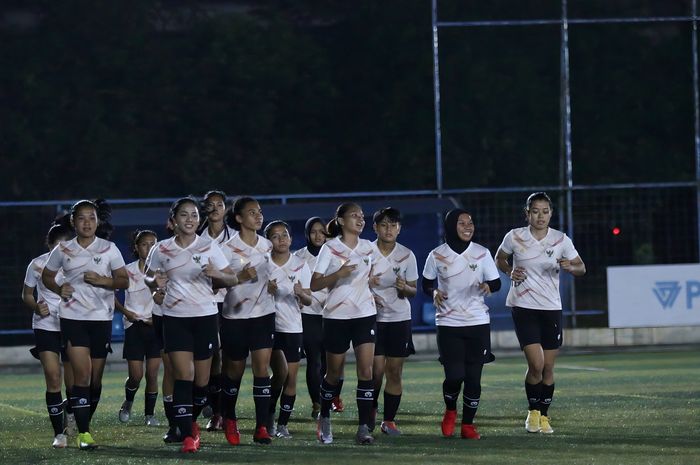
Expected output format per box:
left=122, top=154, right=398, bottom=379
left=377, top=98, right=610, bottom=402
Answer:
left=305, top=349, right=321, bottom=405
left=70, top=385, right=91, bottom=433
left=372, top=387, right=380, bottom=409
left=222, top=375, right=241, bottom=420
left=277, top=394, right=296, bottom=426
left=192, top=384, right=208, bottom=420
left=442, top=379, right=461, bottom=411
left=46, top=391, right=64, bottom=435
left=208, top=374, right=222, bottom=416
left=319, top=378, right=337, bottom=418
left=64, top=389, right=73, bottom=415
left=383, top=392, right=402, bottom=422
left=173, top=380, right=193, bottom=438
left=253, top=376, right=271, bottom=428
left=269, top=386, right=283, bottom=416
left=125, top=379, right=138, bottom=402
left=540, top=383, right=555, bottom=416
left=89, top=384, right=102, bottom=420
left=145, top=392, right=158, bottom=416
left=163, top=395, right=174, bottom=427
left=525, top=381, right=543, bottom=411
left=336, top=378, right=344, bottom=398
left=356, top=379, right=374, bottom=425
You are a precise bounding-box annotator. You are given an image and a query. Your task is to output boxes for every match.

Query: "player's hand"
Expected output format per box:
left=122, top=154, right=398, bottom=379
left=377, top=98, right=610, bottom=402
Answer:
left=123, top=308, right=138, bottom=322
left=293, top=280, right=304, bottom=297
left=201, top=257, right=221, bottom=279
left=373, top=294, right=386, bottom=309
left=335, top=262, right=357, bottom=279
left=433, top=289, right=448, bottom=309
left=558, top=258, right=574, bottom=273
left=59, top=283, right=74, bottom=301
left=154, top=269, right=169, bottom=289
left=369, top=273, right=381, bottom=288
left=152, top=288, right=165, bottom=305
left=84, top=271, right=106, bottom=286
left=510, top=266, right=527, bottom=283
left=36, top=301, right=50, bottom=317
left=478, top=282, right=491, bottom=296
left=238, top=263, right=257, bottom=283
left=267, top=278, right=278, bottom=296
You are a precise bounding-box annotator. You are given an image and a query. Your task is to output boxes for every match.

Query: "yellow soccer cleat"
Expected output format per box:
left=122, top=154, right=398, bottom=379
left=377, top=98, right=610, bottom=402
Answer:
left=539, top=415, right=554, bottom=434
left=525, top=409, right=541, bottom=433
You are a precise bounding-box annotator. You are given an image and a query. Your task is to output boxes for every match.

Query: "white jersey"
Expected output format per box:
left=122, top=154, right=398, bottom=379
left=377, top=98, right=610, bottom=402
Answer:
left=221, top=233, right=275, bottom=320
left=145, top=235, right=228, bottom=318
left=499, top=226, right=579, bottom=311
left=45, top=237, right=125, bottom=321
left=422, top=242, right=499, bottom=327
left=269, top=254, right=311, bottom=333
left=201, top=225, right=236, bottom=303
left=294, top=247, right=328, bottom=316
left=123, top=260, right=155, bottom=329
left=313, top=237, right=376, bottom=320
left=24, top=252, right=64, bottom=331
left=370, top=241, right=419, bottom=323
left=152, top=302, right=163, bottom=317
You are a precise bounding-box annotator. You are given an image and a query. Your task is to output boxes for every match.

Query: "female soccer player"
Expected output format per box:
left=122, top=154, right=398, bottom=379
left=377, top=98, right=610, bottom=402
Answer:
left=145, top=197, right=238, bottom=453
left=197, top=189, right=235, bottom=432
left=368, top=207, right=418, bottom=435
left=311, top=202, right=377, bottom=445
left=294, top=217, right=329, bottom=419
left=422, top=208, right=501, bottom=440
left=42, top=199, right=129, bottom=450
left=22, top=223, right=75, bottom=448
left=495, top=192, right=585, bottom=434
left=116, top=230, right=162, bottom=427
left=264, top=220, right=312, bottom=438
left=219, top=196, right=275, bottom=445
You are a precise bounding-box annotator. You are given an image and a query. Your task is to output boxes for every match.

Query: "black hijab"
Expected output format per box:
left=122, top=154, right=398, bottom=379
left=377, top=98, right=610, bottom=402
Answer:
left=305, top=216, right=324, bottom=256
left=444, top=208, right=471, bottom=254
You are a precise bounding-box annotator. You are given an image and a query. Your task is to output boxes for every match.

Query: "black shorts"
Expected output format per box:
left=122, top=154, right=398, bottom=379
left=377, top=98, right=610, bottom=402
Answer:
left=437, top=324, right=492, bottom=365
left=511, top=307, right=563, bottom=350
left=302, top=313, right=323, bottom=352
left=273, top=332, right=304, bottom=363
left=220, top=313, right=275, bottom=361
left=163, top=314, right=219, bottom=361
left=60, top=318, right=112, bottom=359
left=32, top=329, right=68, bottom=362
left=322, top=315, right=377, bottom=355
left=123, top=321, right=162, bottom=361
left=375, top=320, right=415, bottom=358
left=152, top=314, right=164, bottom=349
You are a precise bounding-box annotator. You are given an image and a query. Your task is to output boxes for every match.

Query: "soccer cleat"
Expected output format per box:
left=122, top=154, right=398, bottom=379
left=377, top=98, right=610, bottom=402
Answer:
left=77, top=432, right=98, bottom=450
left=441, top=409, right=457, bottom=437
left=266, top=413, right=276, bottom=437
left=331, top=396, right=345, bottom=413
left=180, top=435, right=199, bottom=453
left=206, top=414, right=223, bottom=431
left=355, top=424, right=375, bottom=445
left=224, top=419, right=240, bottom=446
left=118, top=400, right=133, bottom=423
left=317, top=416, right=333, bottom=444
left=275, top=424, right=292, bottom=439
left=253, top=426, right=272, bottom=445
left=539, top=415, right=554, bottom=434
left=64, top=413, right=77, bottom=436
left=368, top=407, right=377, bottom=432
left=144, top=415, right=160, bottom=426
left=460, top=424, right=481, bottom=440
left=191, top=422, right=201, bottom=442
left=380, top=420, right=402, bottom=436
left=201, top=404, right=213, bottom=419
left=52, top=433, right=68, bottom=448
left=525, top=409, right=541, bottom=433
left=163, top=426, right=182, bottom=443
left=311, top=402, right=321, bottom=420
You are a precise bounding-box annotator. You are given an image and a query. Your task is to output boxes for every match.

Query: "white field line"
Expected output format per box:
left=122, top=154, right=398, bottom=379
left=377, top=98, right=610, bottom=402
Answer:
left=558, top=364, right=608, bottom=372
left=0, top=402, right=44, bottom=417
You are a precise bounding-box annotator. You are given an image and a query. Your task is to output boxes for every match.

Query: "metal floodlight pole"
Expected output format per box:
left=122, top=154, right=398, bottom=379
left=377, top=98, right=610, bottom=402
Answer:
left=693, top=0, right=700, bottom=261
left=431, top=0, right=444, bottom=199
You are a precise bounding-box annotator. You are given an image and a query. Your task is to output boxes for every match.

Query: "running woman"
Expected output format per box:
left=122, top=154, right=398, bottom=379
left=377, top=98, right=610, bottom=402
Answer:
left=264, top=220, right=312, bottom=439
left=311, top=202, right=377, bottom=445
left=219, top=196, right=275, bottom=446
left=294, top=217, right=329, bottom=419
left=22, top=223, right=75, bottom=448
left=145, top=197, right=238, bottom=453
left=116, top=230, right=162, bottom=427
left=368, top=207, right=418, bottom=436
left=495, top=192, right=585, bottom=434
left=42, top=199, right=128, bottom=450
left=197, top=190, right=235, bottom=432
left=422, top=208, right=501, bottom=440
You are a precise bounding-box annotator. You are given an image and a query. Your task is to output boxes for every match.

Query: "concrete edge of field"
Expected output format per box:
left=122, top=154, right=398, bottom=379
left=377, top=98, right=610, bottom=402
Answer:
left=1, top=326, right=698, bottom=373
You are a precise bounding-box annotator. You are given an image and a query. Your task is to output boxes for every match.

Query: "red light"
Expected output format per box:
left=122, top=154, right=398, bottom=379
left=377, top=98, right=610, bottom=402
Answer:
left=612, top=227, right=621, bottom=236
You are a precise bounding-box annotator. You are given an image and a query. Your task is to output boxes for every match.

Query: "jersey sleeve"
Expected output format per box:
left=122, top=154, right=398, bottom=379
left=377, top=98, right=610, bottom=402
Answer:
left=209, top=242, right=230, bottom=270
left=108, top=243, right=127, bottom=270
left=481, top=253, right=500, bottom=282
left=313, top=244, right=331, bottom=275
left=24, top=260, right=38, bottom=287
left=406, top=252, right=419, bottom=282
left=44, top=245, right=63, bottom=272
left=561, top=235, right=580, bottom=261
left=299, top=262, right=312, bottom=288
left=422, top=252, right=437, bottom=280
left=498, top=230, right=514, bottom=255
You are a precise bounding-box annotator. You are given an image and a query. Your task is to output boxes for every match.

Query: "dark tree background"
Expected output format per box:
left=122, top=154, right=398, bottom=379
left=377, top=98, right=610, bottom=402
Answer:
left=0, top=0, right=694, bottom=201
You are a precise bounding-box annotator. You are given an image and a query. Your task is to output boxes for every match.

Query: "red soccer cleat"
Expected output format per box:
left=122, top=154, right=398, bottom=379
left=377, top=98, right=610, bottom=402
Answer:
left=180, top=435, right=200, bottom=453
left=441, top=410, right=457, bottom=437
left=253, top=425, right=272, bottom=445
left=224, top=418, right=240, bottom=446
left=331, top=396, right=345, bottom=413
left=460, top=423, right=481, bottom=440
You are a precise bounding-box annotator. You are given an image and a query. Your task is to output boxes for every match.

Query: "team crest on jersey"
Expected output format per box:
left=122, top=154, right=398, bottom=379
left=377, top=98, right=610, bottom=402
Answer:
left=362, top=257, right=370, bottom=265
left=546, top=249, right=553, bottom=257
left=288, top=275, right=296, bottom=282
left=192, top=255, right=202, bottom=264
left=469, top=263, right=478, bottom=271
left=93, top=256, right=102, bottom=265
left=392, top=266, right=401, bottom=276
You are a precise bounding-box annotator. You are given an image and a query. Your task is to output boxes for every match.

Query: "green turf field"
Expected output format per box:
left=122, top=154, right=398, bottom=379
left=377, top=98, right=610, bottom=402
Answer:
left=1, top=350, right=698, bottom=465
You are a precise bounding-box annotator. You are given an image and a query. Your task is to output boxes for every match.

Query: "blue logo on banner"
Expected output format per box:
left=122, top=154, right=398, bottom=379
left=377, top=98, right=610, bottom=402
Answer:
left=653, top=281, right=682, bottom=309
